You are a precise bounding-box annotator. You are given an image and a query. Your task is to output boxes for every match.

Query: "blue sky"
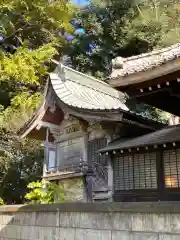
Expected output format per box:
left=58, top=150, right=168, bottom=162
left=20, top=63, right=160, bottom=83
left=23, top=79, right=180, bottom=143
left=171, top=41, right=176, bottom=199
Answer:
left=72, top=0, right=89, bottom=5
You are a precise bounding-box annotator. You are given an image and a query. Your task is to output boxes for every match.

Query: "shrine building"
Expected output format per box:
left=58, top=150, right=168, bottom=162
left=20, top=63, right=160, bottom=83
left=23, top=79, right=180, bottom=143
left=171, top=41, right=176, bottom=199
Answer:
left=18, top=62, right=162, bottom=202
left=98, top=42, right=180, bottom=202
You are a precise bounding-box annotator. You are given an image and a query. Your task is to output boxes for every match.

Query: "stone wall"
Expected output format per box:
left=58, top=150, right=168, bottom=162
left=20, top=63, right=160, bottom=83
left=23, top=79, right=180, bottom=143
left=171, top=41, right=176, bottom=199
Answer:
left=0, top=202, right=180, bottom=239
left=58, top=176, right=85, bottom=201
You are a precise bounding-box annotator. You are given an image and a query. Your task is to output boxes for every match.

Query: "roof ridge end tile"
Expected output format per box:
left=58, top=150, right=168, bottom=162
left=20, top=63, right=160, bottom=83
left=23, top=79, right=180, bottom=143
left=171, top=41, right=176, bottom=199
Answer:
left=112, top=43, right=180, bottom=68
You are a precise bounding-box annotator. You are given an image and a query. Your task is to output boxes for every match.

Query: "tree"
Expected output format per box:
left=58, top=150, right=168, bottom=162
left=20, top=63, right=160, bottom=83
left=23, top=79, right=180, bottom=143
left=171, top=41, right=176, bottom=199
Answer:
left=0, top=0, right=74, bottom=203
left=126, top=0, right=180, bottom=48
left=68, top=0, right=180, bottom=76
left=67, top=0, right=137, bottom=78
left=66, top=0, right=180, bottom=121
left=0, top=0, right=73, bottom=127
left=0, top=132, right=43, bottom=204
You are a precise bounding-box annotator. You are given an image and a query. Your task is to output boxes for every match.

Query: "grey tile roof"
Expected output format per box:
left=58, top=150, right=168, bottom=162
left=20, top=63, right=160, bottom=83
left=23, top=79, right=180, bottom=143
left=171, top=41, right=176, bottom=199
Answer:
left=111, top=43, right=180, bottom=78
left=50, top=64, right=129, bottom=111
left=99, top=124, right=180, bottom=153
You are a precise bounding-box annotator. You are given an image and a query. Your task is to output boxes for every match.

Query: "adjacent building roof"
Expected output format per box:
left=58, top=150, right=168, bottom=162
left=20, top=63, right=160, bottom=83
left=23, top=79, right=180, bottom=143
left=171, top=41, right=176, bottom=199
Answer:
left=99, top=124, right=180, bottom=153
left=51, top=64, right=128, bottom=111
left=111, top=43, right=180, bottom=78
left=110, top=43, right=180, bottom=87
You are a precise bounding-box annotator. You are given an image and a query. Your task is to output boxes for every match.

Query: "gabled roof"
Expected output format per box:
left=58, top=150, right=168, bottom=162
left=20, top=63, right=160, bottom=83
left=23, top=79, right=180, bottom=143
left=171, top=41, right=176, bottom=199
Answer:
left=99, top=124, right=180, bottom=153
left=110, top=43, right=180, bottom=87
left=51, top=64, right=128, bottom=111
left=18, top=63, right=164, bottom=139
left=18, top=64, right=128, bottom=139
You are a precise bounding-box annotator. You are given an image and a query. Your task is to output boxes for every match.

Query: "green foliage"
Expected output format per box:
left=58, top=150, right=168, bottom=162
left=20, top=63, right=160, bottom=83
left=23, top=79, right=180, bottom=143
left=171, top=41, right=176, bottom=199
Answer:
left=0, top=197, right=4, bottom=205
left=67, top=0, right=178, bottom=121
left=0, top=0, right=75, bottom=205
left=127, top=100, right=168, bottom=123
left=69, top=0, right=180, bottom=77
left=25, top=180, right=71, bottom=204
left=0, top=0, right=175, bottom=126
left=0, top=0, right=73, bottom=45
left=0, top=0, right=73, bottom=130
left=0, top=92, right=42, bottom=131
left=67, top=0, right=135, bottom=78
left=0, top=43, right=57, bottom=84
left=0, top=132, right=43, bottom=204
left=0, top=0, right=72, bottom=84
left=129, top=0, right=180, bottom=48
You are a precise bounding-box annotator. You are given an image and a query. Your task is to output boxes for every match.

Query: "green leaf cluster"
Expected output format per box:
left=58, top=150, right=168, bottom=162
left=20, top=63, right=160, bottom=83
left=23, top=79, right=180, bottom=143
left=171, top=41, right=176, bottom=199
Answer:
left=0, top=0, right=74, bottom=204
left=0, top=0, right=73, bottom=130
left=25, top=180, right=72, bottom=204
left=69, top=0, right=180, bottom=77
left=68, top=0, right=180, bottom=121
left=0, top=44, right=57, bottom=84
left=128, top=0, right=180, bottom=48
left=0, top=92, right=42, bottom=131
left=0, top=131, right=43, bottom=204
left=0, top=197, right=4, bottom=205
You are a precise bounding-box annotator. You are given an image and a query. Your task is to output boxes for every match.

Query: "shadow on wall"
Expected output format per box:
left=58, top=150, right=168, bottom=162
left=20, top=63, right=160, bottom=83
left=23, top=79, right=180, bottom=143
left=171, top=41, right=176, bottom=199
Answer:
left=1, top=202, right=180, bottom=239
left=0, top=203, right=109, bottom=240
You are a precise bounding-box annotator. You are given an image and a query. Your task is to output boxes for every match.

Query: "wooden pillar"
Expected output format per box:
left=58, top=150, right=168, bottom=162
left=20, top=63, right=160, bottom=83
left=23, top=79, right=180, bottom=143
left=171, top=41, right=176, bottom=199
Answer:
left=83, top=133, right=89, bottom=163
left=43, top=128, right=49, bottom=178
left=82, top=133, right=89, bottom=202
left=156, top=150, right=165, bottom=201
left=107, top=135, right=113, bottom=202
left=85, top=168, right=94, bottom=202
left=107, top=155, right=113, bottom=202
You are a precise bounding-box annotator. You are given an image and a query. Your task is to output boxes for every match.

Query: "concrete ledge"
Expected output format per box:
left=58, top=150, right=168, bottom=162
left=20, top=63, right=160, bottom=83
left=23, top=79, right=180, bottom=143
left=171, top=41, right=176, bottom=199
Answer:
left=1, top=202, right=180, bottom=213
left=43, top=172, right=84, bottom=181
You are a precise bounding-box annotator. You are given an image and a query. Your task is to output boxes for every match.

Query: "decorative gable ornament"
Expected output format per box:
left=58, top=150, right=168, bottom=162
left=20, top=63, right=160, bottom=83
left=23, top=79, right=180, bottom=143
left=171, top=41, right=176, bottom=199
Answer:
left=112, top=57, right=124, bottom=69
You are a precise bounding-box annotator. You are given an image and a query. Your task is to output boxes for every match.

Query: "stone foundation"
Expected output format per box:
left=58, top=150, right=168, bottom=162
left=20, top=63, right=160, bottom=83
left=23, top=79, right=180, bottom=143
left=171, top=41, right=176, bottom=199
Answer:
left=58, top=176, right=85, bottom=201
left=0, top=202, right=180, bottom=239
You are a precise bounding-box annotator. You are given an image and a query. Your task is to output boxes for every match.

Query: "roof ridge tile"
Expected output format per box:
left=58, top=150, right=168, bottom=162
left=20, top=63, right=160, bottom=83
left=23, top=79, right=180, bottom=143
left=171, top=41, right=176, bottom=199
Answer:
left=111, top=42, right=180, bottom=78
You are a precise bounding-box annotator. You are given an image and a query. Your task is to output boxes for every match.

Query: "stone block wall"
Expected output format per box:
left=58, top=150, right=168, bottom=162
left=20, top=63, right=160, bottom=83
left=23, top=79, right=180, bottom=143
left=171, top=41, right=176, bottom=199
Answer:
left=58, top=176, right=85, bottom=201
left=0, top=202, right=180, bottom=239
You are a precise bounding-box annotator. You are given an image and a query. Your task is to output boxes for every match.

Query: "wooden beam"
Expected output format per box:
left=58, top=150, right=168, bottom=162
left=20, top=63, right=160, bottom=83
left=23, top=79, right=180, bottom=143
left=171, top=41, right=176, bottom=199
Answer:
left=140, top=93, right=180, bottom=116
left=121, top=118, right=155, bottom=130
left=168, top=89, right=180, bottom=99
left=128, top=87, right=168, bottom=99
left=38, top=121, right=60, bottom=129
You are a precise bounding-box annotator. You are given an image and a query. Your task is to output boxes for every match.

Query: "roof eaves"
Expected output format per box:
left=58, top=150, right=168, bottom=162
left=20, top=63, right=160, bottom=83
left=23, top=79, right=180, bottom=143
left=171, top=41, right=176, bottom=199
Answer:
left=111, top=43, right=180, bottom=80
left=17, top=80, right=51, bottom=138
left=50, top=67, right=129, bottom=111
left=99, top=124, right=180, bottom=153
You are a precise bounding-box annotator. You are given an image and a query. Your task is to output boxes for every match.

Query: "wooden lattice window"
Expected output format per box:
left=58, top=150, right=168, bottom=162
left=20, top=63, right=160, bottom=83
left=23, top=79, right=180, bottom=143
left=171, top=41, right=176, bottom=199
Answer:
left=163, top=149, right=180, bottom=188
left=47, top=148, right=56, bottom=171
left=113, top=152, right=157, bottom=191
left=44, top=144, right=57, bottom=172
left=87, top=138, right=108, bottom=189
left=88, top=138, right=108, bottom=166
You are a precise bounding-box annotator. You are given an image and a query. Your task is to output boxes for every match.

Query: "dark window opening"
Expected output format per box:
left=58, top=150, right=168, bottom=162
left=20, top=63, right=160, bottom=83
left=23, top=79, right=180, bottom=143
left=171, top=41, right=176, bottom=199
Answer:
left=164, top=149, right=180, bottom=188
left=113, top=148, right=180, bottom=202
left=113, top=153, right=157, bottom=191
left=87, top=138, right=108, bottom=190
left=88, top=138, right=108, bottom=166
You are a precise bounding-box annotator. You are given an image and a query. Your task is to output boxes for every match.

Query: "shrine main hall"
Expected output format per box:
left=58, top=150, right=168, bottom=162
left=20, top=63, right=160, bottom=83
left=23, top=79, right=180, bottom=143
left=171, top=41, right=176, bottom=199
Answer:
left=19, top=43, right=180, bottom=202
